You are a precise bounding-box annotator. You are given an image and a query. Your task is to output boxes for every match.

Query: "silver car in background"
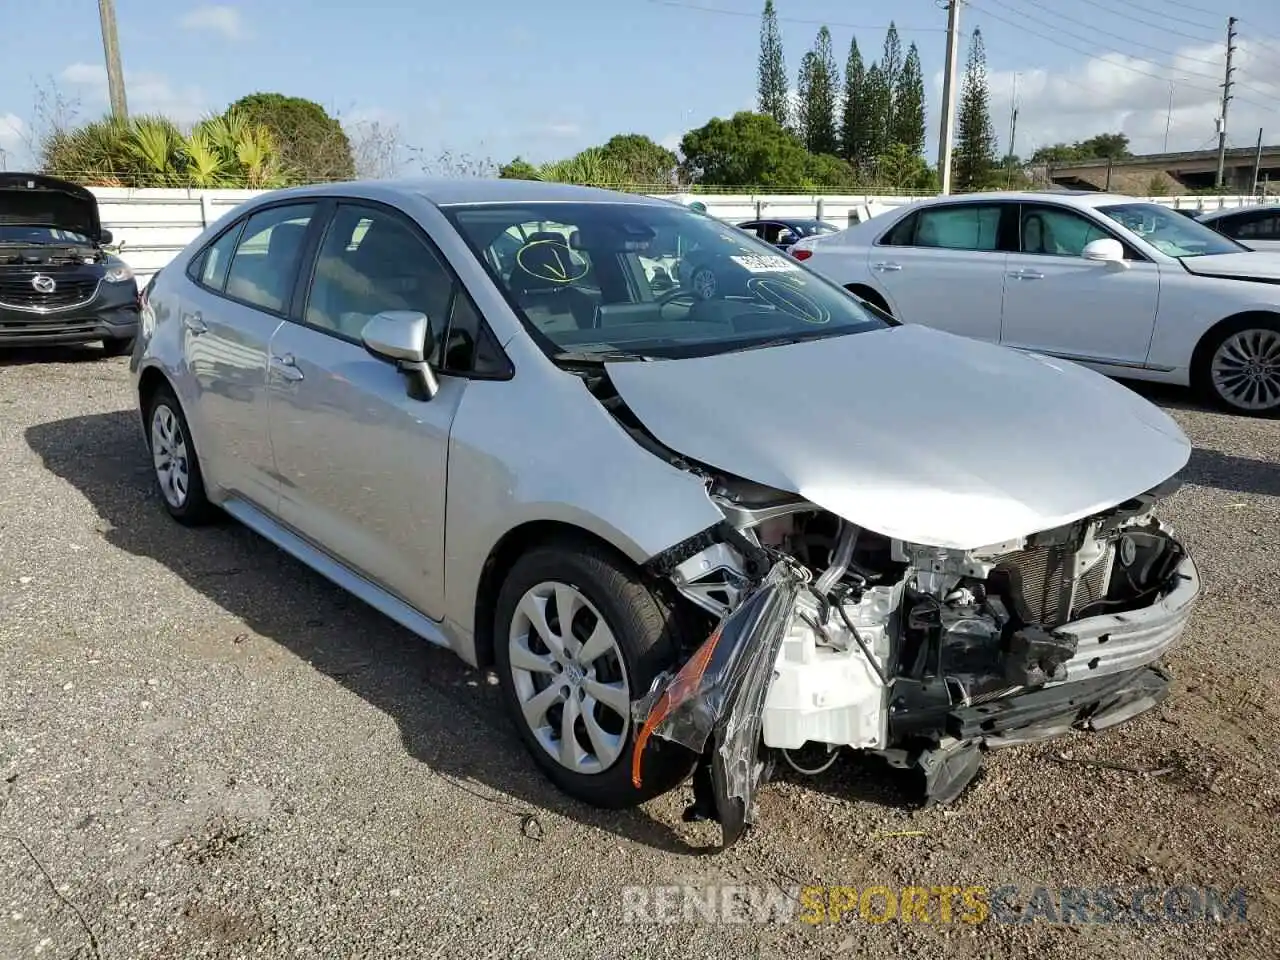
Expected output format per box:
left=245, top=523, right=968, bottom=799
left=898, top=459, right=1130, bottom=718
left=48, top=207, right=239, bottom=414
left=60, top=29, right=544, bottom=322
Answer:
left=132, top=179, right=1200, bottom=846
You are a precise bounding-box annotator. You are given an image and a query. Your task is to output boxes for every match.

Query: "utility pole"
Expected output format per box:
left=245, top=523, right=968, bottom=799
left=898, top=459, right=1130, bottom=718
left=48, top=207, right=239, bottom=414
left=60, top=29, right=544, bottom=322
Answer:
left=1163, top=82, right=1174, bottom=153
left=1006, top=73, right=1019, bottom=187
left=98, top=0, right=128, bottom=120
left=937, top=0, right=963, bottom=195
left=1251, top=127, right=1264, bottom=197
left=1214, top=16, right=1237, bottom=190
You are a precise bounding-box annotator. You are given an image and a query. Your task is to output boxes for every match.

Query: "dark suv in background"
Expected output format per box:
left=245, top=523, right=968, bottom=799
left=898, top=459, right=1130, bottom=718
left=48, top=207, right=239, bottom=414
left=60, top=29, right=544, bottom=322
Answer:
left=0, top=173, right=139, bottom=355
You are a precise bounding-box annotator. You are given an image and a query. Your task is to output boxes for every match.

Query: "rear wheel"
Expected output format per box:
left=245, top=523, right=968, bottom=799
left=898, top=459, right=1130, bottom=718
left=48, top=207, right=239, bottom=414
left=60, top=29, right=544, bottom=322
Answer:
left=1193, top=317, right=1280, bottom=416
left=493, top=540, right=694, bottom=808
left=145, top=385, right=217, bottom=525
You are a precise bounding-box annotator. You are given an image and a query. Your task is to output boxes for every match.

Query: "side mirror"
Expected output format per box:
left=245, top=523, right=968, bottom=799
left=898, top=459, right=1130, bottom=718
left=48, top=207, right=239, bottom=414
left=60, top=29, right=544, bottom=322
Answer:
left=361, top=310, right=439, bottom=400
left=99, top=228, right=114, bottom=245
left=1082, top=237, right=1127, bottom=269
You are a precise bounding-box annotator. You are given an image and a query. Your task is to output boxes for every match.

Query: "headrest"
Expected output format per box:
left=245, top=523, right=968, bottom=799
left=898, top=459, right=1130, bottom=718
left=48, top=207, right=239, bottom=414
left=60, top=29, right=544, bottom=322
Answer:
left=268, top=220, right=307, bottom=260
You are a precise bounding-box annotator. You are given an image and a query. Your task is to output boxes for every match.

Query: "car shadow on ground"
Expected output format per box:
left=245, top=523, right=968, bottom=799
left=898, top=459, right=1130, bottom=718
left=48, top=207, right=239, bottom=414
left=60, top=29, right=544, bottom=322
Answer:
left=26, top=410, right=724, bottom=855
left=0, top=345, right=118, bottom=366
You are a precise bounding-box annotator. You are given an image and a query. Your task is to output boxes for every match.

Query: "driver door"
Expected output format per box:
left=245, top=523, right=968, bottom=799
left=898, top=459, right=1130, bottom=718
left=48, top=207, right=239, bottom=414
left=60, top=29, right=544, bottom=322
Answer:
left=999, top=203, right=1160, bottom=368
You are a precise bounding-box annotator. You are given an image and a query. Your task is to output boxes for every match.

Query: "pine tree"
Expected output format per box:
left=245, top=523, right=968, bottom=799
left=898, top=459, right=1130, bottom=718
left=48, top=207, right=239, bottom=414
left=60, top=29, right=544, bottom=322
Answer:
left=880, top=22, right=903, bottom=141
left=757, top=1, right=790, bottom=129
left=892, top=42, right=926, bottom=157
left=863, top=62, right=891, bottom=168
left=797, top=27, right=840, bottom=156
left=954, top=28, right=998, bottom=191
left=840, top=37, right=871, bottom=168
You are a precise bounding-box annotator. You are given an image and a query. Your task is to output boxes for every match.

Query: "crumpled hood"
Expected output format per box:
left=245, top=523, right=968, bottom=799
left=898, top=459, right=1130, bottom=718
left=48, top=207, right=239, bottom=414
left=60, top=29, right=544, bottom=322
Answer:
left=0, top=173, right=103, bottom=242
left=606, top=325, right=1192, bottom=550
left=1179, top=251, right=1280, bottom=281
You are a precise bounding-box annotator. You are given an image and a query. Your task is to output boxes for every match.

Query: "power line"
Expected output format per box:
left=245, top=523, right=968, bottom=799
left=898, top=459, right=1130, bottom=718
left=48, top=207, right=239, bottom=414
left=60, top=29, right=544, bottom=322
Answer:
left=646, top=0, right=951, bottom=33
left=1162, top=0, right=1220, bottom=15
left=1011, top=0, right=1223, bottom=71
left=1056, top=0, right=1219, bottom=45
left=1078, top=0, right=1218, bottom=32
left=967, top=2, right=1272, bottom=112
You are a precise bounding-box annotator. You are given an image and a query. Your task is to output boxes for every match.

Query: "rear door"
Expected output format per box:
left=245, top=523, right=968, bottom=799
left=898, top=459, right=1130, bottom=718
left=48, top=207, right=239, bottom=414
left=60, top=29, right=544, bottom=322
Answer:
left=180, top=201, right=319, bottom=509
left=998, top=202, right=1160, bottom=368
left=867, top=201, right=1009, bottom=341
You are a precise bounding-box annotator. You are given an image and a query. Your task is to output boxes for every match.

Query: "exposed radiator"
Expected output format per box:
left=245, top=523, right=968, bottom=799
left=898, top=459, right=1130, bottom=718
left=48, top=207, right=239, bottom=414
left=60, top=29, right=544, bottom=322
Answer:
left=994, top=540, right=1115, bottom=627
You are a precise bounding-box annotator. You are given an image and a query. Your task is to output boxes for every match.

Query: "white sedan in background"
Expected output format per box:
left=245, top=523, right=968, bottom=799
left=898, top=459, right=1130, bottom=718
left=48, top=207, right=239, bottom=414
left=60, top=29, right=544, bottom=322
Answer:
left=792, top=191, right=1280, bottom=415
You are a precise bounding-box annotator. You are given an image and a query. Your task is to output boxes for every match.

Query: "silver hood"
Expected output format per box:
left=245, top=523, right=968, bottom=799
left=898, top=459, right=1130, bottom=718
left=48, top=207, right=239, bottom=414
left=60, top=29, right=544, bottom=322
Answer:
left=1180, top=252, right=1280, bottom=281
left=606, top=325, right=1191, bottom=550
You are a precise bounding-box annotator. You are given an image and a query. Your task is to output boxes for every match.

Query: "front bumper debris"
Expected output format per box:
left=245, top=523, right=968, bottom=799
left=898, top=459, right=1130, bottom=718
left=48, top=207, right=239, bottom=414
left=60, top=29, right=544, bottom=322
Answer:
left=634, top=544, right=1200, bottom=850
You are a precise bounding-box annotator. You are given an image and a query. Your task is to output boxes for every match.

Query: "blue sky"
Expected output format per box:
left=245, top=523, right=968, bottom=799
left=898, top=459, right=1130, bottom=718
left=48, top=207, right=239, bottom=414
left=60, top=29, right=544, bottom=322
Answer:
left=2, top=0, right=1279, bottom=173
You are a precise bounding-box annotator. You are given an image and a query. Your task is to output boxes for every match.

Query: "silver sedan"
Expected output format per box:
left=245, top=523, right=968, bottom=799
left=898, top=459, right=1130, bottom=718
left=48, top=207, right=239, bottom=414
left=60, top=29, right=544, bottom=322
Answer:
left=132, top=179, right=1199, bottom=842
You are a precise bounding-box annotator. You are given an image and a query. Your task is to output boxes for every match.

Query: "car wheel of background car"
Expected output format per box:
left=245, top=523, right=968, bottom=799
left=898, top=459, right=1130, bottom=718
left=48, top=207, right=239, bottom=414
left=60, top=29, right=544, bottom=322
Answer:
left=1193, top=315, right=1280, bottom=416
left=146, top=385, right=217, bottom=525
left=690, top=265, right=717, bottom=300
left=101, top=337, right=134, bottom=357
left=493, top=539, right=695, bottom=808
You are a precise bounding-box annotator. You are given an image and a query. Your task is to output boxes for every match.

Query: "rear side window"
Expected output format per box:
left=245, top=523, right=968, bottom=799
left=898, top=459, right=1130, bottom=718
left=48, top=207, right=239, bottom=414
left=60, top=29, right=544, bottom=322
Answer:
left=1230, top=212, right=1280, bottom=240
left=224, top=204, right=317, bottom=313
left=914, top=206, right=1002, bottom=251
left=193, top=221, right=243, bottom=292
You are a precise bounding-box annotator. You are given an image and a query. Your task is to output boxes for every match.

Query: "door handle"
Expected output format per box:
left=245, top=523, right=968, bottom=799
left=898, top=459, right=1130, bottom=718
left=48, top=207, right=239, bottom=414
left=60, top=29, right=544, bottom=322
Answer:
left=182, top=312, right=207, bottom=335
left=1008, top=269, right=1045, bottom=280
left=872, top=261, right=903, bottom=272
left=270, top=354, right=304, bottom=382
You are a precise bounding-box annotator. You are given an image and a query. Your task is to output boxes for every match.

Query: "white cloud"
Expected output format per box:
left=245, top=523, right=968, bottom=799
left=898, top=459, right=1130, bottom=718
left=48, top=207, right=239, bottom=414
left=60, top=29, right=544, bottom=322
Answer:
left=58, top=62, right=208, bottom=125
left=0, top=113, right=28, bottom=168
left=942, top=40, right=1280, bottom=158
left=659, top=131, right=682, bottom=152
left=545, top=122, right=581, bottom=137
left=180, top=5, right=248, bottom=41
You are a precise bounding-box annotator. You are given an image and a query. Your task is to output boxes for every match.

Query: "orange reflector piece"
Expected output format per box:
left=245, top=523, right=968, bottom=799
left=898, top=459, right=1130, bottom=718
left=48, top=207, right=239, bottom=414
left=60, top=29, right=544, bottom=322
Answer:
left=631, top=625, right=723, bottom=788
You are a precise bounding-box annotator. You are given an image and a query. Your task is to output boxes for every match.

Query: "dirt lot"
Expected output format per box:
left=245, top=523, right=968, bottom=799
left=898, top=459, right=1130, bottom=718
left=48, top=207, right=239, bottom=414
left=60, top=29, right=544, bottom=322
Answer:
left=1, top=349, right=1277, bottom=959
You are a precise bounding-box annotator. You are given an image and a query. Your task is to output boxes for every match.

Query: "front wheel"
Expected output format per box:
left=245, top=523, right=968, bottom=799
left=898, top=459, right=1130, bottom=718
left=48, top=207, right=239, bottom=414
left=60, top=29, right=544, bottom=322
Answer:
left=493, top=540, right=695, bottom=808
left=1194, top=318, right=1280, bottom=416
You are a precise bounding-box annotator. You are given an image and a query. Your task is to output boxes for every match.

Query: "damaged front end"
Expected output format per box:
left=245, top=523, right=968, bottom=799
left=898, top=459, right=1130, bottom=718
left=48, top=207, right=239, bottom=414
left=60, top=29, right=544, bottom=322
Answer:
left=634, top=477, right=1201, bottom=850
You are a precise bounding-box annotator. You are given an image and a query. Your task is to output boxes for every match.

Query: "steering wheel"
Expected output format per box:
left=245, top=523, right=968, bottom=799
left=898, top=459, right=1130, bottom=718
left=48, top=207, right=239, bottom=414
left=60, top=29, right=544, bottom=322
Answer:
left=655, top=284, right=697, bottom=319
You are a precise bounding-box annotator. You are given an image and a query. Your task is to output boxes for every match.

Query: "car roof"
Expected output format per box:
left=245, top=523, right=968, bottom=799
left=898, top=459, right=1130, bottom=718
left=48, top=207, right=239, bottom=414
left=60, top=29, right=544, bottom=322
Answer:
left=1198, top=204, right=1280, bottom=221
left=235, top=177, right=672, bottom=209
left=898, top=190, right=1152, bottom=210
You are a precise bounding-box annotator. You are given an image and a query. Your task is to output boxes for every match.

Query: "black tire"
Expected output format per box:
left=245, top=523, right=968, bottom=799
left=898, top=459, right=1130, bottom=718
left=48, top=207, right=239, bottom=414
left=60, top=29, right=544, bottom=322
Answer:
left=144, top=384, right=218, bottom=525
left=101, top=337, right=134, bottom=357
left=493, top=539, right=695, bottom=808
left=1191, top=315, right=1280, bottom=416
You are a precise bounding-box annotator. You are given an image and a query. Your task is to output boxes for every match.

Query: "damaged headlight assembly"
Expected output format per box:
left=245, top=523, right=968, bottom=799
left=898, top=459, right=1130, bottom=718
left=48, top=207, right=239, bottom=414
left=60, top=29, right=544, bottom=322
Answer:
left=633, top=482, right=1201, bottom=850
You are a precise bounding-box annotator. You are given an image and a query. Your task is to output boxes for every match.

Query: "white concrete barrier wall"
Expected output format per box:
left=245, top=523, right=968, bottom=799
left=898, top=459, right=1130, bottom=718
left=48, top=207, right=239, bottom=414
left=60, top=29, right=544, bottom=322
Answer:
left=90, top=186, right=1266, bottom=287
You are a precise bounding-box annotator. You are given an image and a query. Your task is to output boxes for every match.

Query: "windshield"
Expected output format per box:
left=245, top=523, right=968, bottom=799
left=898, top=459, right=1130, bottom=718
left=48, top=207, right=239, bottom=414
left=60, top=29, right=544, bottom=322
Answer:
left=0, top=225, right=92, bottom=244
left=444, top=201, right=885, bottom=359
left=1096, top=202, right=1247, bottom=258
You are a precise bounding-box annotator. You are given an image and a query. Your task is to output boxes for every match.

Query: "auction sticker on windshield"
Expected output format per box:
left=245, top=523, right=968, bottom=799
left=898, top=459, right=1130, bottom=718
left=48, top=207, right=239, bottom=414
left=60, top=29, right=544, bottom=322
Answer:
left=730, top=254, right=799, bottom=273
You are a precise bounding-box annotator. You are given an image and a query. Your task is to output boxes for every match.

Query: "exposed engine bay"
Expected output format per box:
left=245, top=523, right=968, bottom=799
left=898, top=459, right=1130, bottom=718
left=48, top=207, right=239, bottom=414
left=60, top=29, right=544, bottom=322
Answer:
left=581, top=370, right=1201, bottom=849
left=0, top=240, right=106, bottom=267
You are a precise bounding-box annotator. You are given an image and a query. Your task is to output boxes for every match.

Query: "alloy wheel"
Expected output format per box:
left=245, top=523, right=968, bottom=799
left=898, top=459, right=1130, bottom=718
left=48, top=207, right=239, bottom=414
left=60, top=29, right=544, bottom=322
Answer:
left=507, top=580, right=631, bottom=774
left=1210, top=327, right=1280, bottom=412
left=150, top=403, right=190, bottom=509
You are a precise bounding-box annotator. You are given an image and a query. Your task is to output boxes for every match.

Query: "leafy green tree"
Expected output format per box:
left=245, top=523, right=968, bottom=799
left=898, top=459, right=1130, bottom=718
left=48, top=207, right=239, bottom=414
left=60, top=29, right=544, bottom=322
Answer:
left=679, top=111, right=812, bottom=188
left=757, top=0, right=790, bottom=130
left=805, top=152, right=858, bottom=189
left=840, top=37, right=872, bottom=168
left=498, top=156, right=540, bottom=179
left=1029, top=132, right=1131, bottom=166
left=875, top=143, right=937, bottom=192
left=797, top=27, right=840, bottom=156
left=954, top=28, right=998, bottom=192
left=863, top=63, right=891, bottom=163
left=880, top=23, right=903, bottom=139
left=225, top=92, right=355, bottom=182
left=597, top=133, right=677, bottom=186
left=892, top=43, right=926, bottom=157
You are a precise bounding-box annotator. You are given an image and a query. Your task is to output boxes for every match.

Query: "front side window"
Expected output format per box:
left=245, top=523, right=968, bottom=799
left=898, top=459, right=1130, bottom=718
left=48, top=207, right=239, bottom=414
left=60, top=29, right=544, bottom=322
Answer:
left=1231, top=212, right=1280, bottom=240
left=304, top=204, right=454, bottom=341
left=1096, top=202, right=1247, bottom=258
left=224, top=203, right=316, bottom=312
left=444, top=200, right=885, bottom=359
left=1018, top=205, right=1110, bottom=257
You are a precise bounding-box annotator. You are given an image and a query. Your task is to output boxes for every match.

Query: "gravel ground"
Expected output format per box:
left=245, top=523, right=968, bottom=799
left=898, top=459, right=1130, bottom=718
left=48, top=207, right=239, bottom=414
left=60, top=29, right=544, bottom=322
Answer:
left=1, top=348, right=1277, bottom=959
